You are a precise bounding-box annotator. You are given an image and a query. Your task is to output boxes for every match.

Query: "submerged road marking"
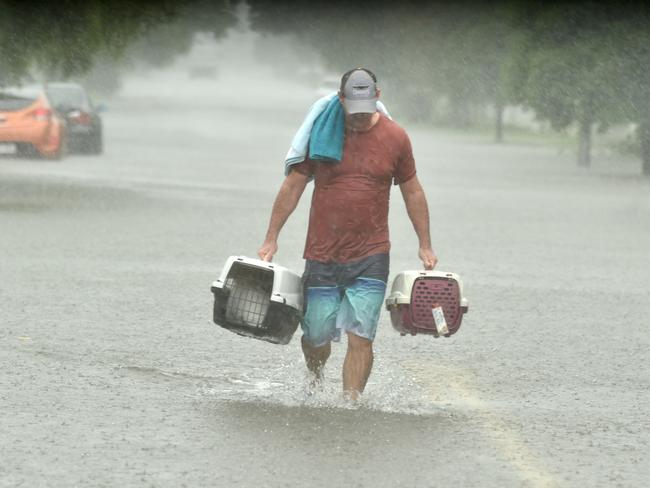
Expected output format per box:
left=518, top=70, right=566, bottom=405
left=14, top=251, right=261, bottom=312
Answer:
left=403, top=360, right=559, bottom=488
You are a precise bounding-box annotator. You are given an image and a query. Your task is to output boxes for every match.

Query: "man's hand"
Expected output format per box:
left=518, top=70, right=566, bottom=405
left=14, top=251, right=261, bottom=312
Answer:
left=258, top=240, right=278, bottom=262
left=257, top=171, right=309, bottom=263
left=419, top=247, right=438, bottom=270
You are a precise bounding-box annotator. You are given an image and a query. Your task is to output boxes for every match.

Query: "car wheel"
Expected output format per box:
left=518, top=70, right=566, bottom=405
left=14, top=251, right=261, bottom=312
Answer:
left=16, top=143, right=35, bottom=159
left=83, top=130, right=103, bottom=155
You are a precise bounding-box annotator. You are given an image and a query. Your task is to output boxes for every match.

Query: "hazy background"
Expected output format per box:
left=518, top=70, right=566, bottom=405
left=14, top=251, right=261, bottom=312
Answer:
left=1, top=2, right=649, bottom=487
left=2, top=0, right=650, bottom=173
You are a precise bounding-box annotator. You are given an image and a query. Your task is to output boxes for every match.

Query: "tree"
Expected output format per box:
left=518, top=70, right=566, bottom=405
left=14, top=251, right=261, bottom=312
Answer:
left=249, top=2, right=474, bottom=122
left=251, top=1, right=650, bottom=174
left=615, top=14, right=650, bottom=175
left=0, top=0, right=237, bottom=86
left=249, top=1, right=519, bottom=136
left=504, top=3, right=630, bottom=167
left=427, top=4, right=517, bottom=139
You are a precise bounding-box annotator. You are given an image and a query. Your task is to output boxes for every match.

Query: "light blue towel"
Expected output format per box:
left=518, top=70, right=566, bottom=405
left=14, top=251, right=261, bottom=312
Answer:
left=284, top=92, right=391, bottom=176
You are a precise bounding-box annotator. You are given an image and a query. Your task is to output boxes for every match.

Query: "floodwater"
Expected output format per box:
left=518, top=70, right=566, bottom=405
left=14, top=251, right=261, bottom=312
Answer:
left=1, top=32, right=649, bottom=488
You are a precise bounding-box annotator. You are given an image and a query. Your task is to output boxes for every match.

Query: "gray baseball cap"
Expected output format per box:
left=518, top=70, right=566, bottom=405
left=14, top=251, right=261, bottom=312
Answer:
left=340, top=68, right=378, bottom=114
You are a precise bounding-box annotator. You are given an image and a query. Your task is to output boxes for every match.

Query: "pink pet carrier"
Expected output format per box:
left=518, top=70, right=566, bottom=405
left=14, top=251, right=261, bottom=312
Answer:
left=385, top=270, right=468, bottom=337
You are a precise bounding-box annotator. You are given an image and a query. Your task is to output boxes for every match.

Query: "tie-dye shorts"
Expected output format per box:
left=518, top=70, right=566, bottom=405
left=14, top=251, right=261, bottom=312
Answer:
left=301, top=253, right=389, bottom=347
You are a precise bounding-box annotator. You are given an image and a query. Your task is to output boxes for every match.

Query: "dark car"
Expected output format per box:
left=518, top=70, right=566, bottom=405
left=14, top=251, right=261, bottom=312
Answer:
left=46, top=82, right=103, bottom=154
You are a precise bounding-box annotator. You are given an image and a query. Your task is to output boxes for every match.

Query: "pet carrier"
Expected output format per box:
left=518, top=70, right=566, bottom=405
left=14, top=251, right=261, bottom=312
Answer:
left=385, top=270, right=468, bottom=337
left=211, top=256, right=303, bottom=345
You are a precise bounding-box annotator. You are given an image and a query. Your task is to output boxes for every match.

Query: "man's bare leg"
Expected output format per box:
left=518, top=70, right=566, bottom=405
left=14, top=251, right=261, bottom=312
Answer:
left=301, top=336, right=331, bottom=381
left=343, top=332, right=373, bottom=400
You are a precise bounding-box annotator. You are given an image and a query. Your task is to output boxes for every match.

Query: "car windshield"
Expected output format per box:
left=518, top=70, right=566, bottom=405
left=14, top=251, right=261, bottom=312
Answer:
left=47, top=86, right=87, bottom=110
left=0, top=87, right=39, bottom=111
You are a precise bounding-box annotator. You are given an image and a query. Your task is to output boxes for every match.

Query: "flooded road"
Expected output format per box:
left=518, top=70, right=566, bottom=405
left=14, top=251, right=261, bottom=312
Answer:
left=1, top=63, right=649, bottom=487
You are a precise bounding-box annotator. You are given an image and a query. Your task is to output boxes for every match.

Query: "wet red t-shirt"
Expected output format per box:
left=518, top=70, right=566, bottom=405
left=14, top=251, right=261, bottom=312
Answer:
left=292, top=114, right=416, bottom=263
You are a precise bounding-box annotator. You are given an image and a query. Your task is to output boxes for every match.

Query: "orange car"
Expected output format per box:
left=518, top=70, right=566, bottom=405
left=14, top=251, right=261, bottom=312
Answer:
left=0, top=85, right=66, bottom=159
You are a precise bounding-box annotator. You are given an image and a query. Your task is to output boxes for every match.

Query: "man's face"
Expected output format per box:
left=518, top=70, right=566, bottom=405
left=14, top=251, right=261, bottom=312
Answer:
left=339, top=92, right=378, bottom=130
left=348, top=111, right=374, bottom=123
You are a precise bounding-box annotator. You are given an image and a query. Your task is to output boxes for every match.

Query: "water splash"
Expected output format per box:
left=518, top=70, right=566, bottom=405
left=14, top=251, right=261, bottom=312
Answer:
left=199, top=353, right=446, bottom=416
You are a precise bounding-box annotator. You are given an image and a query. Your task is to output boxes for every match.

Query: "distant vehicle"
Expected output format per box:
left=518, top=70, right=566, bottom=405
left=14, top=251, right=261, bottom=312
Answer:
left=46, top=82, right=103, bottom=155
left=316, top=76, right=340, bottom=98
left=188, top=65, right=218, bottom=79
left=0, top=85, right=67, bottom=159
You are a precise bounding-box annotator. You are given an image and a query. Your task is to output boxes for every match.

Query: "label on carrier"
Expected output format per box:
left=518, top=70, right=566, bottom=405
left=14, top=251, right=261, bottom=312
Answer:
left=431, top=306, right=449, bottom=336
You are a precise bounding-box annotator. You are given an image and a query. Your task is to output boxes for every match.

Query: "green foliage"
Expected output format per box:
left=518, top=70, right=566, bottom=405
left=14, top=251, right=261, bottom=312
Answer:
left=248, top=0, right=650, bottom=170
left=505, top=3, right=631, bottom=131
left=126, top=0, right=237, bottom=70
left=0, top=0, right=237, bottom=86
left=2, top=0, right=649, bottom=169
left=248, top=1, right=519, bottom=125
left=615, top=18, right=650, bottom=121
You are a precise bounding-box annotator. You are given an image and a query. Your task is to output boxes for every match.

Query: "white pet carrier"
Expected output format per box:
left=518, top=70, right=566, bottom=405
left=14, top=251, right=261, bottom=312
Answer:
left=211, top=256, right=303, bottom=344
left=385, top=270, right=469, bottom=337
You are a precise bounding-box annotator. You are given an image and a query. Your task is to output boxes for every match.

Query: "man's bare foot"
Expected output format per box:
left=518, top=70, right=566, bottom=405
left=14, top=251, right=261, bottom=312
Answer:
left=343, top=389, right=361, bottom=402
left=305, top=372, right=324, bottom=397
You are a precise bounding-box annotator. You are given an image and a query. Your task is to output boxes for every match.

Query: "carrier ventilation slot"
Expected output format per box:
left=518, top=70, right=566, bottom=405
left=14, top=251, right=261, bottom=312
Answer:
left=411, top=278, right=461, bottom=329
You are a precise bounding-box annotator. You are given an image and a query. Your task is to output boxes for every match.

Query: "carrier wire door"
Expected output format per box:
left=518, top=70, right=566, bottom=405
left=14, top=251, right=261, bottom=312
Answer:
left=212, top=256, right=303, bottom=345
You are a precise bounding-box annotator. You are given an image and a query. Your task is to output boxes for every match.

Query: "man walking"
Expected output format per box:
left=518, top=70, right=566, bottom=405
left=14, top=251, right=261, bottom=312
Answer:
left=258, top=68, right=437, bottom=400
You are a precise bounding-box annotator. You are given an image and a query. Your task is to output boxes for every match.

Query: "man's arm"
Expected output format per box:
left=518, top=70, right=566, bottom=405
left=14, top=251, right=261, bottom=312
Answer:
left=399, top=175, right=438, bottom=270
left=258, top=170, right=310, bottom=261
